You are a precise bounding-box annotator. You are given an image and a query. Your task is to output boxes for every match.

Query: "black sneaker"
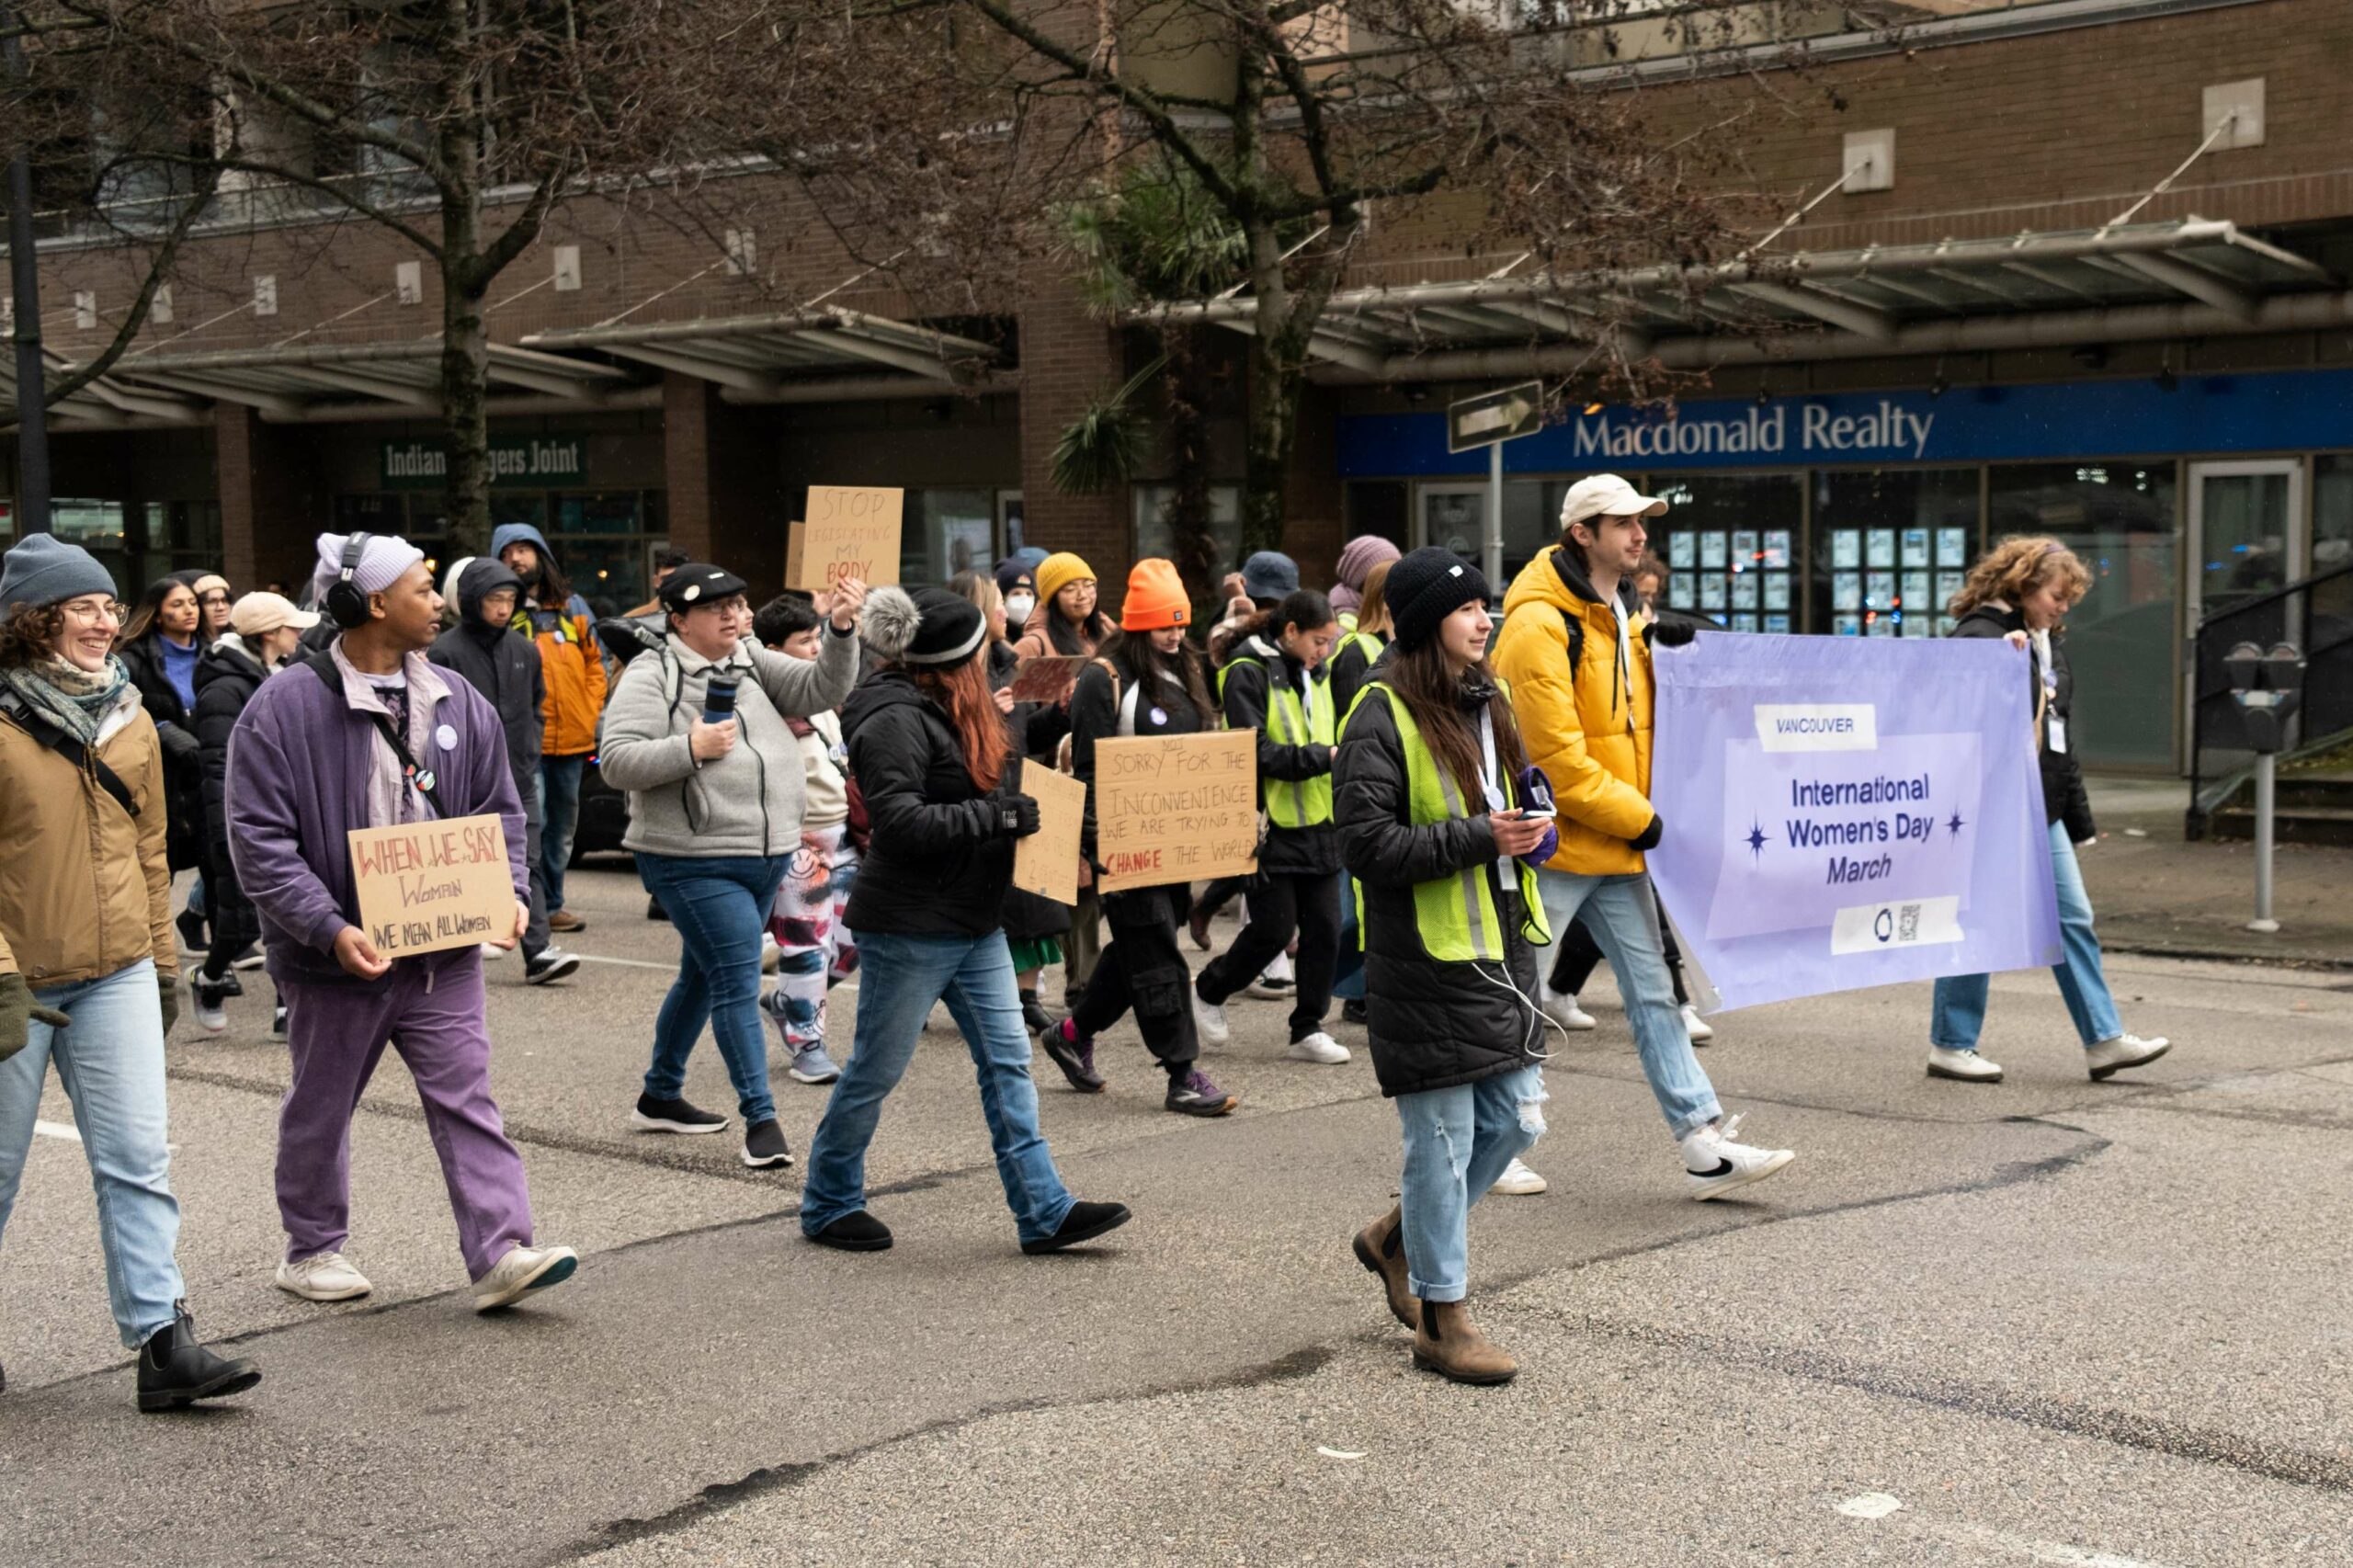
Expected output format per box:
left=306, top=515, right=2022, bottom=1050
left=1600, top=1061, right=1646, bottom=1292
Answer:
left=269, top=1005, right=287, bottom=1038
left=1021, top=994, right=1058, bottom=1035
left=741, top=1117, right=793, bottom=1169
left=1341, top=999, right=1368, bottom=1026
left=190, top=976, right=233, bottom=1036
left=1165, top=1068, right=1237, bottom=1118
left=630, top=1094, right=729, bottom=1135
left=1022, top=1199, right=1133, bottom=1255
left=646, top=896, right=670, bottom=923
left=211, top=968, right=245, bottom=998
left=175, top=909, right=209, bottom=955
left=136, top=1304, right=260, bottom=1413
left=1039, top=1018, right=1106, bottom=1093
left=525, top=949, right=581, bottom=985
left=810, top=1210, right=892, bottom=1251
left=228, top=944, right=266, bottom=972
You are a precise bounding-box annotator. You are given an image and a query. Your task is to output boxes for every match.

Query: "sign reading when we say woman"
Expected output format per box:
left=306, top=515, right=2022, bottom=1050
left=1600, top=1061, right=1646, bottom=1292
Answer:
left=347, top=815, right=517, bottom=959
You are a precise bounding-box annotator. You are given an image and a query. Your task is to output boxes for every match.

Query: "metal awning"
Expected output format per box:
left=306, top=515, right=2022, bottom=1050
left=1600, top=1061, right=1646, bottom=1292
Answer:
left=17, top=305, right=1006, bottom=429
left=1142, top=218, right=2348, bottom=380
left=520, top=308, right=1002, bottom=399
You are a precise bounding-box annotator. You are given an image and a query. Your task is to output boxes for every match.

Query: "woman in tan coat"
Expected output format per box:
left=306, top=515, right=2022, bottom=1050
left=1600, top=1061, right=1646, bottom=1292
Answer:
left=0, top=534, right=259, bottom=1410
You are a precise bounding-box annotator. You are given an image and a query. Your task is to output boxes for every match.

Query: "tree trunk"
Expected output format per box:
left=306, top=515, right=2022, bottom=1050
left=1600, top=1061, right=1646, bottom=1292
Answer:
left=1163, top=325, right=1220, bottom=606
left=437, top=115, right=493, bottom=560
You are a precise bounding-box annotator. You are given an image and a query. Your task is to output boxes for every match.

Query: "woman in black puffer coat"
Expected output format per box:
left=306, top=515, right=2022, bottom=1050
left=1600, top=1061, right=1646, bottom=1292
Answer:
left=1335, top=549, right=1558, bottom=1386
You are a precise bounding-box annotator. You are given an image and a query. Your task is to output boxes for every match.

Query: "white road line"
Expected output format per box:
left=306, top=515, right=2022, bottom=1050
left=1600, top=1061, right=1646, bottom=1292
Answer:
left=1835, top=1495, right=2177, bottom=1568
left=33, top=1119, right=80, bottom=1142
left=571, top=954, right=682, bottom=971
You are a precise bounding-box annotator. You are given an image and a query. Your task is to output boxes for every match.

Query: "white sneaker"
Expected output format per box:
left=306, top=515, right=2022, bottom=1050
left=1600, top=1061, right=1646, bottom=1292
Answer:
left=472, top=1244, right=579, bottom=1312
left=1192, top=988, right=1231, bottom=1046
left=1680, top=1003, right=1715, bottom=1044
left=189, top=981, right=228, bottom=1036
left=1679, top=1115, right=1794, bottom=1200
left=2086, top=1032, right=2171, bottom=1081
left=1286, top=1030, right=1350, bottom=1064
left=275, top=1250, right=373, bottom=1301
left=1538, top=983, right=1597, bottom=1031
left=1927, top=1045, right=2004, bottom=1083
left=1489, top=1157, right=1547, bottom=1196
left=1265, top=950, right=1295, bottom=984
left=760, top=933, right=781, bottom=974
left=480, top=940, right=508, bottom=960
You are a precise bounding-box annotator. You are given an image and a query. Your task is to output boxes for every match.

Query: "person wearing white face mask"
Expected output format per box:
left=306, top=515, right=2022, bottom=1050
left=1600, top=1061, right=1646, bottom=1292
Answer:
left=995, top=556, right=1039, bottom=641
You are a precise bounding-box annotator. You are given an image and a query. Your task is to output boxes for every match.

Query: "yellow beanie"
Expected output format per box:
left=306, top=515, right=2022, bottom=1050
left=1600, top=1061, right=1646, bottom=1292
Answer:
left=1035, top=551, right=1096, bottom=609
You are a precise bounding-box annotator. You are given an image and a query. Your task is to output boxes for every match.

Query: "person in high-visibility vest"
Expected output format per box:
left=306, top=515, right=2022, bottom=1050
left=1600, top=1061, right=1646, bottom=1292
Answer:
left=1191, top=587, right=1350, bottom=1064
left=1325, top=560, right=1394, bottom=1028
left=1335, top=547, right=1557, bottom=1385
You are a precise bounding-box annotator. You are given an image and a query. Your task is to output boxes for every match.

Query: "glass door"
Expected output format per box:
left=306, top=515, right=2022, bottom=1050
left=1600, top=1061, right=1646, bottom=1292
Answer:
left=1417, top=483, right=1487, bottom=567
left=2188, top=460, right=2304, bottom=629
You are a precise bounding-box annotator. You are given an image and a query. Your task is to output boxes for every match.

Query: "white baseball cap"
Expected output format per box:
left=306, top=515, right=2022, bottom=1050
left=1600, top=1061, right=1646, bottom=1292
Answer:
left=229, top=591, right=322, bottom=638
left=1561, top=474, right=1667, bottom=529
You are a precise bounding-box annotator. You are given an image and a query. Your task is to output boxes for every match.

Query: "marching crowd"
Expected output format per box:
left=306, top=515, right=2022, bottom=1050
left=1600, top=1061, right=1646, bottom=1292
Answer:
left=0, top=473, right=2176, bottom=1403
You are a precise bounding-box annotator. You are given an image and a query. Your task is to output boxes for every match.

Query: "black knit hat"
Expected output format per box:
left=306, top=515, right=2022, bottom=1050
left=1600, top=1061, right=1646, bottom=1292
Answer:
left=859, top=585, right=987, bottom=667
left=1385, top=547, right=1492, bottom=650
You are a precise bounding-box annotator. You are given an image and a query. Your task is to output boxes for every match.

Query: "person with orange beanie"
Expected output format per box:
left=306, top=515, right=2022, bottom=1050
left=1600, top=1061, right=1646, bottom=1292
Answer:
left=1035, top=560, right=1238, bottom=1117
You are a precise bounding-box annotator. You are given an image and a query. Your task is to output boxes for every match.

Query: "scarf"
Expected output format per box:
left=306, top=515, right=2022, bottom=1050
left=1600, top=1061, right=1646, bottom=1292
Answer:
left=2, top=653, right=131, bottom=745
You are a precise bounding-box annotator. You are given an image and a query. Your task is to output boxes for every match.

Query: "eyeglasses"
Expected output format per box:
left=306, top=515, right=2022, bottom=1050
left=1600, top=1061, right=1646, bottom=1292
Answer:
left=61, top=598, right=128, bottom=626
left=691, top=595, right=752, bottom=619
left=199, top=591, right=230, bottom=608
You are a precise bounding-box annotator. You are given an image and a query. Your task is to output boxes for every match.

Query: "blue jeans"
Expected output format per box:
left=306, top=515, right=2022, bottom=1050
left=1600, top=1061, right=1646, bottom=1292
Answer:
left=1537, top=869, right=1722, bottom=1140
left=638, top=852, right=791, bottom=1123
left=801, top=928, right=1075, bottom=1245
left=1333, top=870, right=1366, bottom=1002
left=1932, top=819, right=2123, bottom=1051
left=0, top=959, right=185, bottom=1346
left=1396, top=1063, right=1546, bottom=1302
left=540, top=753, right=587, bottom=913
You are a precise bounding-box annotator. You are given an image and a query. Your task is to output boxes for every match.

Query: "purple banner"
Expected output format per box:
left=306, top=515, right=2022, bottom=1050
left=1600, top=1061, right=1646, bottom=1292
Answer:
left=1647, top=632, right=2062, bottom=1011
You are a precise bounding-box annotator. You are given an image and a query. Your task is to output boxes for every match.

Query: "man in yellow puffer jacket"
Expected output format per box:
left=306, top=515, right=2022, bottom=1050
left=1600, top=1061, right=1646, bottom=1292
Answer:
left=1493, top=474, right=1794, bottom=1200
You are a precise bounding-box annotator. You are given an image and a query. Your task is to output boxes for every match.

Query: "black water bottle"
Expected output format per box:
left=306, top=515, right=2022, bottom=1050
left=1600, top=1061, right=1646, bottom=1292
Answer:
left=703, top=675, right=741, bottom=726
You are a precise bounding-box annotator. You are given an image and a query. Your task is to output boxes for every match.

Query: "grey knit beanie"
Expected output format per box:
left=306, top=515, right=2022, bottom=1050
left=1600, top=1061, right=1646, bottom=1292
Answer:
left=0, top=534, right=119, bottom=613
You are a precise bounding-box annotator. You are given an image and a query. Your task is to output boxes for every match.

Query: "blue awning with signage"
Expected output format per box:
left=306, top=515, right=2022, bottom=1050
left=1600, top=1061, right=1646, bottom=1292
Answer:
left=1339, top=366, right=2353, bottom=476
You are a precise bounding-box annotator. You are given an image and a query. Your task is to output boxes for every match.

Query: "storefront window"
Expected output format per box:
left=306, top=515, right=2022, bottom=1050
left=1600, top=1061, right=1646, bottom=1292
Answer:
left=912, top=489, right=997, bottom=586
left=1648, top=473, right=1802, bottom=632
left=1989, top=462, right=2178, bottom=769
left=1812, top=470, right=1979, bottom=638
left=2313, top=454, right=2353, bottom=635
left=1134, top=483, right=1242, bottom=573
left=54, top=499, right=132, bottom=593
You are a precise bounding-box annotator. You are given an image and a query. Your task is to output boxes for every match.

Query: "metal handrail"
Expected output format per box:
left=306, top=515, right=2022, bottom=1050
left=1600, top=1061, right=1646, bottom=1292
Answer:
left=2191, top=558, right=2353, bottom=637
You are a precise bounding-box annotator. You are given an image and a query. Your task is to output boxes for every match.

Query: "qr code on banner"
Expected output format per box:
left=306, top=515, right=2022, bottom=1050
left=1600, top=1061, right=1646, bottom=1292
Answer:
left=1897, top=903, right=1923, bottom=943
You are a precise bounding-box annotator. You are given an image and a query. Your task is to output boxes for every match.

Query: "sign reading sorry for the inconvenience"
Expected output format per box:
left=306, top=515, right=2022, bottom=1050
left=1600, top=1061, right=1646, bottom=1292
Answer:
left=1092, top=731, right=1258, bottom=893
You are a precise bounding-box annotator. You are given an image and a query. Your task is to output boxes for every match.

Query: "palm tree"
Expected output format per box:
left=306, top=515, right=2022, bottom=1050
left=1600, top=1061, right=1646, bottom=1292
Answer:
left=1051, top=156, right=1251, bottom=607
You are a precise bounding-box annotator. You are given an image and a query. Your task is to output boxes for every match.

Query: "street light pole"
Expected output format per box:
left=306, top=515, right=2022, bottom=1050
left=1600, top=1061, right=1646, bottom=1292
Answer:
left=5, top=9, right=51, bottom=536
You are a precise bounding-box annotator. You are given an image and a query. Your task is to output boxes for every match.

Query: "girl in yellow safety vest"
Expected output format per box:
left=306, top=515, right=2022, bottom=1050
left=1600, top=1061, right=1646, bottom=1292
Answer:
left=1190, top=587, right=1350, bottom=1065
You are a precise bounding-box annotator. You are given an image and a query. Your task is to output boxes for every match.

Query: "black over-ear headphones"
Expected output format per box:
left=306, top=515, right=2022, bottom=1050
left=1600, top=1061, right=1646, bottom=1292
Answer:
left=324, top=531, right=375, bottom=630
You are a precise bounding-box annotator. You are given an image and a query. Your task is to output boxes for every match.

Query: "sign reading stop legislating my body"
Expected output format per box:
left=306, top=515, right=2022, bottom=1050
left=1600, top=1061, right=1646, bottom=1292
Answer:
left=790, top=485, right=904, bottom=591
left=1093, top=731, right=1258, bottom=893
left=347, top=814, right=516, bottom=959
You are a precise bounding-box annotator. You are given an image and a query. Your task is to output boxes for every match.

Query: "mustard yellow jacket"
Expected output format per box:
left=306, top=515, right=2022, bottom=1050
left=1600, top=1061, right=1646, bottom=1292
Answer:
left=1491, top=546, right=1658, bottom=877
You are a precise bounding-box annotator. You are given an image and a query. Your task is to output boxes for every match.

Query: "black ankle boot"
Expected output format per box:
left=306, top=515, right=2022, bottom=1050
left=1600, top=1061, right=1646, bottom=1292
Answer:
left=136, top=1303, right=261, bottom=1412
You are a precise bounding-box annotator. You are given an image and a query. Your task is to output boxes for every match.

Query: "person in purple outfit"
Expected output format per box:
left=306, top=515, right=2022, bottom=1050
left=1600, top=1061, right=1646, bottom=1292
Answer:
left=227, top=530, right=577, bottom=1313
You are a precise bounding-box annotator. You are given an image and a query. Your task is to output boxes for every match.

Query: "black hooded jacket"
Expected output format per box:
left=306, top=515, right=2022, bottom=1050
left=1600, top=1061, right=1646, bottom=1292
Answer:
left=429, top=558, right=545, bottom=806
left=1335, top=679, right=1546, bottom=1098
left=1221, top=634, right=1341, bottom=876
left=117, top=631, right=205, bottom=871
left=1952, top=602, right=2095, bottom=841
left=840, top=669, right=1024, bottom=937
left=189, top=636, right=272, bottom=953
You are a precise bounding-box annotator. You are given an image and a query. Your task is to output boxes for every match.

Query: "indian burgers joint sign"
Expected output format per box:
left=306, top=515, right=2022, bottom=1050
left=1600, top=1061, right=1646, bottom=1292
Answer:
left=381, top=436, right=586, bottom=490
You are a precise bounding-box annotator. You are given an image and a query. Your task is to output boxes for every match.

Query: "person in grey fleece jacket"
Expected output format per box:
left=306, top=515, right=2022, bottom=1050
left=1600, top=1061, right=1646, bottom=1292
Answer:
left=597, top=561, right=866, bottom=1170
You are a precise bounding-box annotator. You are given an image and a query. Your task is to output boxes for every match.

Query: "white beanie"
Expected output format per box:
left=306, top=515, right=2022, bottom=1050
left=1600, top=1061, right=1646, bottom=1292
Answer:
left=311, top=531, right=427, bottom=609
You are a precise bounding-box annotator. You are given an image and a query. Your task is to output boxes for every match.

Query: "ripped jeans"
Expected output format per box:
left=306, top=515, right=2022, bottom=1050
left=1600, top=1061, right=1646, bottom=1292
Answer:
left=1395, top=1063, right=1547, bottom=1302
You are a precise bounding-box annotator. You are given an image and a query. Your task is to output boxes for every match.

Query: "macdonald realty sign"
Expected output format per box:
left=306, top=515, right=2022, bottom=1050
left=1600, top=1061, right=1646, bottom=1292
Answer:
left=1571, top=400, right=1934, bottom=462
left=381, top=436, right=586, bottom=489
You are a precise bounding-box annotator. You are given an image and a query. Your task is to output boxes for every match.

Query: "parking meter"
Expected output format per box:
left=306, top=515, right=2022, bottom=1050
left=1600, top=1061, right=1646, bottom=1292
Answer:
left=2227, top=640, right=2305, bottom=932
left=2225, top=640, right=2305, bottom=753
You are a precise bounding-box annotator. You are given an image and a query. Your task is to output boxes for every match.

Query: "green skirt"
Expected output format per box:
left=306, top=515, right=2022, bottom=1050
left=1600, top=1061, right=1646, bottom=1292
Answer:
left=1007, top=935, right=1063, bottom=973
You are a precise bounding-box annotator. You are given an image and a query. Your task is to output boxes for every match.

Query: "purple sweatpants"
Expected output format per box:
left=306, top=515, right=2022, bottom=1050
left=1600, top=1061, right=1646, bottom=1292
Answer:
left=277, top=955, right=534, bottom=1281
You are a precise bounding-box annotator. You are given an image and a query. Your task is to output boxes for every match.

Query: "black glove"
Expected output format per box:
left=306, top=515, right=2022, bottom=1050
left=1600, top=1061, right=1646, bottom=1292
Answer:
left=0, top=972, right=72, bottom=1063
left=157, top=972, right=179, bottom=1038
left=995, top=795, right=1042, bottom=839
left=156, top=720, right=200, bottom=764
left=1643, top=619, right=1698, bottom=650
left=1630, top=813, right=1664, bottom=852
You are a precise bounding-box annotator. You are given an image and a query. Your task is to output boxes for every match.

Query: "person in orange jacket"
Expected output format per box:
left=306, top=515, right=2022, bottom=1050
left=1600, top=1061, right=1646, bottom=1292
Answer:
left=494, top=523, right=606, bottom=934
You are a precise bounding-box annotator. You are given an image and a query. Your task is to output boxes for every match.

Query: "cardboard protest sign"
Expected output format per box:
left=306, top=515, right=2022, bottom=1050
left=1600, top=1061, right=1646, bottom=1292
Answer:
left=1646, top=632, right=2060, bottom=1011
left=1008, top=654, right=1086, bottom=707
left=790, top=485, right=902, bottom=591
left=347, top=814, right=517, bottom=959
left=1011, top=759, right=1086, bottom=905
left=1093, top=731, right=1258, bottom=893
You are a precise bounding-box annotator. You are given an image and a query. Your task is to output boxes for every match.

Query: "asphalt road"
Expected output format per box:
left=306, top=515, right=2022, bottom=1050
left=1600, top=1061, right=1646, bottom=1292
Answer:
left=5, top=863, right=2349, bottom=1567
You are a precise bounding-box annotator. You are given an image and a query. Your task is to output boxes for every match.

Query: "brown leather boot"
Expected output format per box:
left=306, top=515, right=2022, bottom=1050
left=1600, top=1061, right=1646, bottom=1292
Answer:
left=1351, top=1207, right=1419, bottom=1331
left=1413, top=1299, right=1518, bottom=1384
